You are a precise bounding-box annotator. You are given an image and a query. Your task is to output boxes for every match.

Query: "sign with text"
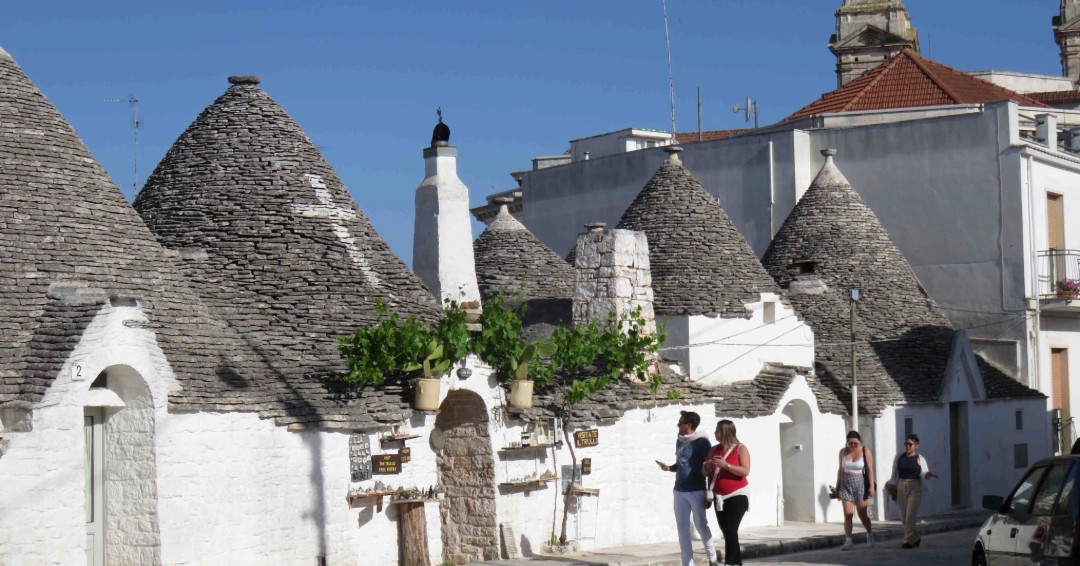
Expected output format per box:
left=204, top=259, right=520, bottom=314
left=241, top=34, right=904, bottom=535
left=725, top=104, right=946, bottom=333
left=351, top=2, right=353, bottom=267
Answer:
left=349, top=434, right=372, bottom=482
left=399, top=447, right=411, bottom=463
left=373, top=454, right=401, bottom=475
left=581, top=458, right=592, bottom=475
left=574, top=429, right=598, bottom=448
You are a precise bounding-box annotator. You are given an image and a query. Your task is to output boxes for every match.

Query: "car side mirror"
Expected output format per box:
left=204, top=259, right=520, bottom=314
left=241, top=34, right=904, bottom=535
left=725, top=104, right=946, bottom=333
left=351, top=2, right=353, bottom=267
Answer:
left=983, top=495, right=1006, bottom=513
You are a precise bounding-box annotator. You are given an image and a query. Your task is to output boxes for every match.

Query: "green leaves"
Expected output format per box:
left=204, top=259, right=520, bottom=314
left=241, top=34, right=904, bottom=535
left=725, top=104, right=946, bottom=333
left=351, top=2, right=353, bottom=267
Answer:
left=338, top=300, right=470, bottom=387
left=339, top=297, right=666, bottom=403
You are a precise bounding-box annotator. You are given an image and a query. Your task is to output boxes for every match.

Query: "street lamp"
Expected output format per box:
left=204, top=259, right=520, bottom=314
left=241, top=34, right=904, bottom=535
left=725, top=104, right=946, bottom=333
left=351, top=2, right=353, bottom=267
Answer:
left=850, top=289, right=861, bottom=433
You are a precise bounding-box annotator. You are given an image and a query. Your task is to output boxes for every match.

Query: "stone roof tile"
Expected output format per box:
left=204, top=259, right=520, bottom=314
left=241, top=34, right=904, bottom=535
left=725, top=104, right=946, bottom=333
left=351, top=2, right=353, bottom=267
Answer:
left=616, top=149, right=780, bottom=318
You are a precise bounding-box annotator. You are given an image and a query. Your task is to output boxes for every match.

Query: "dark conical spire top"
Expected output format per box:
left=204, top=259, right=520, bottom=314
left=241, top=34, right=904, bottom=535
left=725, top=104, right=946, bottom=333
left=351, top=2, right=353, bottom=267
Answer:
left=431, top=107, right=451, bottom=147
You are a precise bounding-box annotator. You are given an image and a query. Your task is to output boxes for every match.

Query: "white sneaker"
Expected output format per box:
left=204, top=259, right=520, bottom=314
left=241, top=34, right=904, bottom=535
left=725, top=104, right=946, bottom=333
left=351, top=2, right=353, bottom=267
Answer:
left=841, top=538, right=854, bottom=551
left=867, top=533, right=875, bottom=548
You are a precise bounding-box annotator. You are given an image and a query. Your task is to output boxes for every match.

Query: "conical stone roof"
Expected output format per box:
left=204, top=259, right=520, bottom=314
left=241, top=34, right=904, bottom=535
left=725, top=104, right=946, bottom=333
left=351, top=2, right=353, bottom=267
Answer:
left=473, top=203, right=574, bottom=303
left=616, top=148, right=780, bottom=318
left=0, top=48, right=276, bottom=412
left=762, top=150, right=956, bottom=413
left=134, top=75, right=443, bottom=429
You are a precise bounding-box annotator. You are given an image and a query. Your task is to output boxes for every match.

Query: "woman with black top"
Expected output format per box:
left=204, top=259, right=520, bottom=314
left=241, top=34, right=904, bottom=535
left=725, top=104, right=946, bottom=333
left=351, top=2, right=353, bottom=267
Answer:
left=888, top=434, right=937, bottom=549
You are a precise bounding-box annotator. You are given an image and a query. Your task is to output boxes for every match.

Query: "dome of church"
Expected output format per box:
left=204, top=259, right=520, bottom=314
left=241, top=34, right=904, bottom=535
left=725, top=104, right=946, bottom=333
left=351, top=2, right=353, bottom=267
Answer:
left=0, top=48, right=275, bottom=411
left=615, top=147, right=780, bottom=318
left=135, top=76, right=442, bottom=402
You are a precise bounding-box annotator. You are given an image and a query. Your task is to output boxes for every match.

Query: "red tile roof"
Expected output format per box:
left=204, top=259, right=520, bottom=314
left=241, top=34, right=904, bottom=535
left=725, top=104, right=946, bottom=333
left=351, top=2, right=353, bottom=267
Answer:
left=1029, top=89, right=1080, bottom=104
left=675, top=128, right=751, bottom=144
left=787, top=50, right=1048, bottom=121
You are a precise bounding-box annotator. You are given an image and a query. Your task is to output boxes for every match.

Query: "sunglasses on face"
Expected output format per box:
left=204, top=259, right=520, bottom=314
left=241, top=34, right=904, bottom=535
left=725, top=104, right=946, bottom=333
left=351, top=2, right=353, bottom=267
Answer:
left=904, top=442, right=915, bottom=446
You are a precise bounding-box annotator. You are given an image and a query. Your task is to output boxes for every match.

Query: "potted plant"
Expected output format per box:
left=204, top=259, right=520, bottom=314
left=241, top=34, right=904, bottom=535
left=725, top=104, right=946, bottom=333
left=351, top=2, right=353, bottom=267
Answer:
left=509, top=341, right=557, bottom=409
left=405, top=339, right=451, bottom=411
left=1057, top=278, right=1080, bottom=299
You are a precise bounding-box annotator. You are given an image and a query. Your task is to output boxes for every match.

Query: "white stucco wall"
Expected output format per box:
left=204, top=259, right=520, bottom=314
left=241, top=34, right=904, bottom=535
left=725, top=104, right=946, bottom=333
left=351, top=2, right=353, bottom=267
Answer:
left=0, top=301, right=180, bottom=566
left=659, top=294, right=814, bottom=385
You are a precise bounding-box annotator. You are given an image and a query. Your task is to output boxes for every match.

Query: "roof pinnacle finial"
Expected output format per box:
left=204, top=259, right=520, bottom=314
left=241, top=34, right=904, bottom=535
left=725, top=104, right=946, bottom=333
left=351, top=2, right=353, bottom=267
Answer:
left=663, top=144, right=684, bottom=165
left=430, top=108, right=451, bottom=147
left=821, top=148, right=838, bottom=163
left=227, top=75, right=261, bottom=86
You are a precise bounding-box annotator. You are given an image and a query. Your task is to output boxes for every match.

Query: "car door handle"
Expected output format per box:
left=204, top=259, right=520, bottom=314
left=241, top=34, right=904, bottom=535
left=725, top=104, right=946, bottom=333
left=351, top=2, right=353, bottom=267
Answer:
left=1010, top=527, right=1019, bottom=538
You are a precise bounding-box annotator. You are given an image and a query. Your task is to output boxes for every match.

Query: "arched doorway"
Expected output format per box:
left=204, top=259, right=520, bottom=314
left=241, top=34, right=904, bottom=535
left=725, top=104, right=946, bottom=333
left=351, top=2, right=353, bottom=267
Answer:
left=84, top=365, right=162, bottom=565
left=434, top=390, right=498, bottom=564
left=780, top=399, right=814, bottom=523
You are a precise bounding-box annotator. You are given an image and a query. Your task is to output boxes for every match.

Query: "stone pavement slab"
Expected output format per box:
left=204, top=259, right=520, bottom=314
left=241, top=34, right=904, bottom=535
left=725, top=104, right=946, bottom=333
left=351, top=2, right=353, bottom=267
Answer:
left=464, top=509, right=991, bottom=566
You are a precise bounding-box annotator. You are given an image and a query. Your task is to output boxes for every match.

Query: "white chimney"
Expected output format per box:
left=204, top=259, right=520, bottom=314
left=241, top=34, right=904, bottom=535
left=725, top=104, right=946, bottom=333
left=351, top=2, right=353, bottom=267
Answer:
left=1037, top=113, right=1059, bottom=152
left=412, top=115, right=481, bottom=306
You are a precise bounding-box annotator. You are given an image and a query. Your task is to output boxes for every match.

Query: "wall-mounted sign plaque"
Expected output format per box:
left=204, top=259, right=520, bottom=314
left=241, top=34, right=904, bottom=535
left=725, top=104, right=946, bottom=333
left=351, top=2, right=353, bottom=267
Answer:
left=399, top=447, right=411, bottom=463
left=574, top=429, right=598, bottom=448
left=349, top=434, right=372, bottom=482
left=373, top=454, right=402, bottom=475
left=581, top=458, right=592, bottom=475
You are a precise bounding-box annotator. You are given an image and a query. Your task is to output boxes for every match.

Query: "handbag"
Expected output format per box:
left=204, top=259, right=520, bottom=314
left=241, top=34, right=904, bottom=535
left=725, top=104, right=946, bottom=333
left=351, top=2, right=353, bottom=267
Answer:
left=862, top=447, right=876, bottom=500
left=706, top=445, right=737, bottom=509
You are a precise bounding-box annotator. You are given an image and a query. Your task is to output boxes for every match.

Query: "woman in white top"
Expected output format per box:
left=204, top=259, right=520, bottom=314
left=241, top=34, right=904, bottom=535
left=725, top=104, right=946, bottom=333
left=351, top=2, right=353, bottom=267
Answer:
left=887, top=434, right=937, bottom=548
left=831, top=430, right=875, bottom=550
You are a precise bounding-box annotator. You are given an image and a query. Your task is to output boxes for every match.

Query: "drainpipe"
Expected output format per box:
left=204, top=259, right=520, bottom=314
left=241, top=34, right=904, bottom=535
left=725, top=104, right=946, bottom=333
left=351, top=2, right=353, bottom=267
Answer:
left=1026, top=153, right=1042, bottom=391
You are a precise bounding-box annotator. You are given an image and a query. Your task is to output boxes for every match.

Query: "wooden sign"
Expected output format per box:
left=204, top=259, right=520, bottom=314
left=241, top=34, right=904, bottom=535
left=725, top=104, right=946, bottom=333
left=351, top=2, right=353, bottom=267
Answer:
left=574, top=429, right=598, bottom=448
left=399, top=447, right=411, bottom=463
left=581, top=458, right=592, bottom=475
left=373, top=454, right=401, bottom=475
left=349, top=434, right=372, bottom=482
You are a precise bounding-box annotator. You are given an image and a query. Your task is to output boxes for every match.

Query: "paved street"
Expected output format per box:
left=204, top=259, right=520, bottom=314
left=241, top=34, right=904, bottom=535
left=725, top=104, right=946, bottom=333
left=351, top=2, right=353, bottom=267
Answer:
left=749, top=527, right=977, bottom=565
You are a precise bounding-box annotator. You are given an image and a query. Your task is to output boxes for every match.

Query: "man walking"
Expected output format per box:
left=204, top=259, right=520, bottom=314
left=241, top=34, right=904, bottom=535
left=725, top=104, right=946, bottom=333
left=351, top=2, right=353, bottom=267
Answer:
left=657, top=411, right=719, bottom=566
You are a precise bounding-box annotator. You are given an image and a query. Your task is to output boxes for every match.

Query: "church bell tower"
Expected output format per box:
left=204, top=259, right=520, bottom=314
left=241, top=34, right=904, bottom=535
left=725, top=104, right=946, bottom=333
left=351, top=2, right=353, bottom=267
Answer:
left=1055, top=0, right=1080, bottom=85
left=829, top=0, right=920, bottom=87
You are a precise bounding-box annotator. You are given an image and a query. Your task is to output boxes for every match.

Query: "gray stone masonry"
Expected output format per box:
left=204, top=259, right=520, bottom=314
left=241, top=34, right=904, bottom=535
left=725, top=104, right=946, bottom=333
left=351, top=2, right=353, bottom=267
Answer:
left=572, top=224, right=656, bottom=336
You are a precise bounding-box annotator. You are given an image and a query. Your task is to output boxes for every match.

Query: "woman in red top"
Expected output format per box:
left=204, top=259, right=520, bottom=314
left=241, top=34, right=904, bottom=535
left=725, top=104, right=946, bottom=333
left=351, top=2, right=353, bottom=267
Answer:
left=703, top=419, right=751, bottom=565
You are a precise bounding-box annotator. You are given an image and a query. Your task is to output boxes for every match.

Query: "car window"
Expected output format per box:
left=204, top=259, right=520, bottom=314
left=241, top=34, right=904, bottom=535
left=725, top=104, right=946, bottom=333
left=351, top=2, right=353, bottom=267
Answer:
left=1032, top=463, right=1072, bottom=516
left=1009, top=466, right=1048, bottom=516
left=1054, top=464, right=1077, bottom=517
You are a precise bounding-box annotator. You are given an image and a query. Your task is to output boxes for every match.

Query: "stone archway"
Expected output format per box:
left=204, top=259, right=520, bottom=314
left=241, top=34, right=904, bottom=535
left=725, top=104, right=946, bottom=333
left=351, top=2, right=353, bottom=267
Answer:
left=434, top=390, right=498, bottom=564
left=780, top=399, right=815, bottom=523
left=86, top=364, right=162, bottom=565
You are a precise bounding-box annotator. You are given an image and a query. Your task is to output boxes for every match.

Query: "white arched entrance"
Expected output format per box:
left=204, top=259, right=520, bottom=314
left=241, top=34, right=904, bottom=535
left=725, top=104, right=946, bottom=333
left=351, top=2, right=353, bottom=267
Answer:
left=84, top=364, right=162, bottom=565
left=780, top=399, right=815, bottom=523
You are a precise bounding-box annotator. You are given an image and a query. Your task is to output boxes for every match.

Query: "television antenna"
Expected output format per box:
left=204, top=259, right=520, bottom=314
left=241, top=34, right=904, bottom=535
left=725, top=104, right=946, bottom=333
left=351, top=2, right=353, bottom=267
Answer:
left=662, top=0, right=677, bottom=136
left=732, top=96, right=759, bottom=129
left=105, top=95, right=141, bottom=192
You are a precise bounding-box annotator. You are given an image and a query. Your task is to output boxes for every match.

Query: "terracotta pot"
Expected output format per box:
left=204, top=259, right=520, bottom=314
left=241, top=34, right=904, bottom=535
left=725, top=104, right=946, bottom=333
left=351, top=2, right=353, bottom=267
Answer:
left=509, top=380, right=534, bottom=409
left=1058, top=291, right=1079, bottom=300
left=414, top=378, right=442, bottom=411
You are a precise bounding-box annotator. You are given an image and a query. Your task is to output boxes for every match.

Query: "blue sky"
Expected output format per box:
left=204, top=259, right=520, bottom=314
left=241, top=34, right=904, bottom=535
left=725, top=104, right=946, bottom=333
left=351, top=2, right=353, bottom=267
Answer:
left=2, top=1, right=1063, bottom=263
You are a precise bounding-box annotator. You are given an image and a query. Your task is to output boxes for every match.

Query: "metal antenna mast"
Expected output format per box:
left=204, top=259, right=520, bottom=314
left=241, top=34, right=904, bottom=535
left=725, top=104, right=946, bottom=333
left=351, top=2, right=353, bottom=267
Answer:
left=105, top=95, right=141, bottom=192
left=662, top=0, right=677, bottom=136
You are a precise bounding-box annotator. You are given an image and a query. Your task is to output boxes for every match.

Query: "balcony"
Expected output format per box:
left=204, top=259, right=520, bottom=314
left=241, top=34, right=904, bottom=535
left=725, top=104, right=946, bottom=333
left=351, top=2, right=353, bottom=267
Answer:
left=1037, top=249, right=1080, bottom=302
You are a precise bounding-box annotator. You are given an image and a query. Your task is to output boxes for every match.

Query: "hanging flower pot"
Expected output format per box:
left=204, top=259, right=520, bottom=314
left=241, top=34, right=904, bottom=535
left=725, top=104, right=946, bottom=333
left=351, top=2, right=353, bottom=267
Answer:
left=509, top=379, right=534, bottom=409
left=415, top=378, right=442, bottom=411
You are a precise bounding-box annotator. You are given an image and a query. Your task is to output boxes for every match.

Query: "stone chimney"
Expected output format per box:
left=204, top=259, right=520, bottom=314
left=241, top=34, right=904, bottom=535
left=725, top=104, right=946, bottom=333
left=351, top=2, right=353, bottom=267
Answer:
left=572, top=223, right=656, bottom=335
left=412, top=112, right=481, bottom=306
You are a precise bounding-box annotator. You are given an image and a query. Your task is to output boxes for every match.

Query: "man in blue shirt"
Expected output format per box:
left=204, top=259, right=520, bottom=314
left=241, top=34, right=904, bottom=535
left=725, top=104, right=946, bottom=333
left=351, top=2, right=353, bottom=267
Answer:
left=657, top=411, right=718, bottom=566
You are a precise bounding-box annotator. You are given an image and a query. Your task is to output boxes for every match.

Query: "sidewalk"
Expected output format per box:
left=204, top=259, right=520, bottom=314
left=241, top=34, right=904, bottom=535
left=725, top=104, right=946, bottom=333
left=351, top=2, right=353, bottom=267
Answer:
left=464, top=509, right=990, bottom=565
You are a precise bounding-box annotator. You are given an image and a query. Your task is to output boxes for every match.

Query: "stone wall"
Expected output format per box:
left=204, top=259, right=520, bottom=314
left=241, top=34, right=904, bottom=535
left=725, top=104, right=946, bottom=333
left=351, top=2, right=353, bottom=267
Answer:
left=572, top=226, right=656, bottom=334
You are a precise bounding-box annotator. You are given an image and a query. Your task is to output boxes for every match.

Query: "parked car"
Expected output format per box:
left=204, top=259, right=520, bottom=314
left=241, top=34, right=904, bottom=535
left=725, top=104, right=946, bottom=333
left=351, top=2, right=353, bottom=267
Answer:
left=972, top=455, right=1080, bottom=565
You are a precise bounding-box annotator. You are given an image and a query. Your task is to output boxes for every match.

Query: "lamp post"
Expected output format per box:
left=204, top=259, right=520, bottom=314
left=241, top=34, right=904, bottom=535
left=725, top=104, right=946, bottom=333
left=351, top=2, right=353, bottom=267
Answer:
left=850, top=289, right=861, bottom=433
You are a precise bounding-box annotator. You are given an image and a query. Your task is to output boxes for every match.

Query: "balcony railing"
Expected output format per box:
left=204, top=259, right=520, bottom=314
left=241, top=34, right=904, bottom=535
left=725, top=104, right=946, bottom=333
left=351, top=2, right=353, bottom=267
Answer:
left=1037, top=249, right=1080, bottom=297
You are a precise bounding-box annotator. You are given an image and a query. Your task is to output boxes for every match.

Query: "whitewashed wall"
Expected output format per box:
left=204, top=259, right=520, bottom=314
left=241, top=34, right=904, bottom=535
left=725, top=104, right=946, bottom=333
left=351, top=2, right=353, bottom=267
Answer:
left=0, top=302, right=179, bottom=566
left=660, top=294, right=814, bottom=384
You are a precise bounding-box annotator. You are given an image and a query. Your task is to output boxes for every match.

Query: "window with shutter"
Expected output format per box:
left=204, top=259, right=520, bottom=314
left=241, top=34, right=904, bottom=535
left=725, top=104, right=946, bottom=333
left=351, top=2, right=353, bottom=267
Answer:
left=1048, top=193, right=1065, bottom=251
left=1052, top=348, right=1070, bottom=418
